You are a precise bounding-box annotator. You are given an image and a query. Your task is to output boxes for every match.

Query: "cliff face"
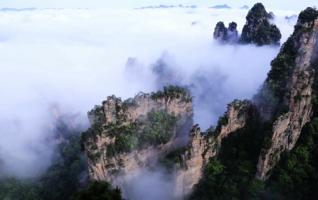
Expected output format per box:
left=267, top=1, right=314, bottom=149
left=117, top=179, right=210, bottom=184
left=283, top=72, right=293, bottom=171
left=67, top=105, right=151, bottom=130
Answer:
left=174, top=125, right=213, bottom=197
left=175, top=100, right=255, bottom=196
left=256, top=9, right=318, bottom=180
left=82, top=86, right=193, bottom=182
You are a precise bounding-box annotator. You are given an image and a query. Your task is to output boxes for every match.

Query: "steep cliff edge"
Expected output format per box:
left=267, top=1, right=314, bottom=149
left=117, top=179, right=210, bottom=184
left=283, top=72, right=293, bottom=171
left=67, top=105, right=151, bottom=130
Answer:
left=174, top=100, right=256, bottom=196
left=82, top=86, right=193, bottom=182
left=255, top=8, right=318, bottom=180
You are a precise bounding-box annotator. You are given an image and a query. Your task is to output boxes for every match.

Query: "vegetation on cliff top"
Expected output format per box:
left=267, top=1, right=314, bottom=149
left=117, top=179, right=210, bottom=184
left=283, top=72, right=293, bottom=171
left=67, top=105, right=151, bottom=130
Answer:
left=151, top=85, right=192, bottom=102
left=240, top=3, right=281, bottom=46
left=298, top=7, right=318, bottom=23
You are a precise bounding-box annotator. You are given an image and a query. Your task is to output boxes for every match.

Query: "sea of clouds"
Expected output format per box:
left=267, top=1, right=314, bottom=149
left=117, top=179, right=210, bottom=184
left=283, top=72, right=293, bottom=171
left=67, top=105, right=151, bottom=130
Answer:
left=0, top=5, right=297, bottom=191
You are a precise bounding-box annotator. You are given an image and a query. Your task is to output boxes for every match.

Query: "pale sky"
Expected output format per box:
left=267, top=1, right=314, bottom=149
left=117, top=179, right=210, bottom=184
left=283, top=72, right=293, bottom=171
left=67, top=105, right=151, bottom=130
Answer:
left=0, top=0, right=316, bottom=11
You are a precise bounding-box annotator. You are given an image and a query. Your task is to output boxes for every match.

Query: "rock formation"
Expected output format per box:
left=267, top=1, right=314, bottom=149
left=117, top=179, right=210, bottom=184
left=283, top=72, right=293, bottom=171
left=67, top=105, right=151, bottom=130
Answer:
left=255, top=7, right=318, bottom=180
left=240, top=3, right=281, bottom=45
left=213, top=3, right=281, bottom=46
left=213, top=21, right=239, bottom=43
left=82, top=84, right=256, bottom=197
left=227, top=22, right=239, bottom=43
left=82, top=86, right=193, bottom=182
left=213, top=21, right=227, bottom=41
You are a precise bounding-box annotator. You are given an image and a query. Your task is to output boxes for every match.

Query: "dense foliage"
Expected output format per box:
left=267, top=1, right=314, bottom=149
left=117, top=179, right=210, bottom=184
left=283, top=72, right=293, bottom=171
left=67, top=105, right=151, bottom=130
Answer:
left=298, top=7, right=318, bottom=23
left=73, top=181, right=122, bottom=200
left=0, top=178, right=40, bottom=200
left=142, top=110, right=178, bottom=145
left=39, top=132, right=87, bottom=200
left=265, top=118, right=318, bottom=200
left=106, top=110, right=177, bottom=157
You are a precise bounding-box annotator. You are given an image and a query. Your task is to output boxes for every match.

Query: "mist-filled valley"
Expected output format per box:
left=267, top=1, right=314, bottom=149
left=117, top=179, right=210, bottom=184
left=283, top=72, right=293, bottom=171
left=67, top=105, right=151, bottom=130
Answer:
left=1, top=1, right=318, bottom=200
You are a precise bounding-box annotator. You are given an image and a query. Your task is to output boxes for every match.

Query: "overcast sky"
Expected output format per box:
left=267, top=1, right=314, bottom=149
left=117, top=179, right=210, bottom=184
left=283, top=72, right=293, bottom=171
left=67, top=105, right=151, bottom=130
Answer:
left=0, top=0, right=316, bottom=11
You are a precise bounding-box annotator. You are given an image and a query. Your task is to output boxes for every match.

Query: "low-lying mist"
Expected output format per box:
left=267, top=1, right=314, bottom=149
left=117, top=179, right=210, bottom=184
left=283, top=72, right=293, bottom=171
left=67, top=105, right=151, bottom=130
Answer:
left=0, top=5, right=297, bottom=196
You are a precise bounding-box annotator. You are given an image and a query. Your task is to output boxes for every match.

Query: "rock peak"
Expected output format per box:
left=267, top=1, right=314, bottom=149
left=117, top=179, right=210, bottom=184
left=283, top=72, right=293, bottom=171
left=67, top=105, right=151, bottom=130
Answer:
left=213, top=21, right=239, bottom=43
left=240, top=3, right=281, bottom=46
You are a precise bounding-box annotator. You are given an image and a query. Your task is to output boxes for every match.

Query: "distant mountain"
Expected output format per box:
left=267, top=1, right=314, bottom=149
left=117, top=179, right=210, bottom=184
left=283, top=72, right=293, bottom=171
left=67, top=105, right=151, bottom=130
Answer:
left=0, top=7, right=37, bottom=12
left=240, top=5, right=249, bottom=10
left=135, top=4, right=197, bottom=10
left=209, top=4, right=231, bottom=9
left=285, top=14, right=298, bottom=22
